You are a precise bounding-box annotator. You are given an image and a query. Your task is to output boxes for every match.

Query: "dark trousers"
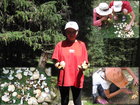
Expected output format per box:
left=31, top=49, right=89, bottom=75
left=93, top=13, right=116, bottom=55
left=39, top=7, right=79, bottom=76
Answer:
left=59, top=86, right=82, bottom=105
left=93, top=83, right=119, bottom=103
left=98, top=83, right=120, bottom=99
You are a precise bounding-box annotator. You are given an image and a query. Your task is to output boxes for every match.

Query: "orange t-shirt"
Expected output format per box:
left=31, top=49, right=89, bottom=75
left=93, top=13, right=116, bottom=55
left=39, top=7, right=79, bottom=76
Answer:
left=52, top=40, right=88, bottom=88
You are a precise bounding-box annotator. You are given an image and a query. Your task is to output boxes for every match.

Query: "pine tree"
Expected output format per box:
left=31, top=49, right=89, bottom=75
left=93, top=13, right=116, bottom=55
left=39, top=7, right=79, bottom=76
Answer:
left=0, top=0, right=70, bottom=67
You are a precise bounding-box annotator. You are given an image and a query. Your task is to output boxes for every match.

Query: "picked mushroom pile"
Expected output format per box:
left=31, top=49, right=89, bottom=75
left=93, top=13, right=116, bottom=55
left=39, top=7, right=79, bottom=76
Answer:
left=113, top=22, right=134, bottom=38
left=1, top=67, right=56, bottom=104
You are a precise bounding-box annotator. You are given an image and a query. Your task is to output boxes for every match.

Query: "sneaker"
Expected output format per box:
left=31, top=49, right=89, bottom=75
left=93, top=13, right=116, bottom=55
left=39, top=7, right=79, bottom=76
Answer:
left=122, top=16, right=126, bottom=22
left=96, top=98, right=109, bottom=104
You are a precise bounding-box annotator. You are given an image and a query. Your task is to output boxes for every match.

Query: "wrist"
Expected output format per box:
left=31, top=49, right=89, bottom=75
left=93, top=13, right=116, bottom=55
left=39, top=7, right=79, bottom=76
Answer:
left=119, top=88, right=123, bottom=92
left=134, top=76, right=138, bottom=80
left=128, top=24, right=131, bottom=27
left=100, top=18, right=104, bottom=21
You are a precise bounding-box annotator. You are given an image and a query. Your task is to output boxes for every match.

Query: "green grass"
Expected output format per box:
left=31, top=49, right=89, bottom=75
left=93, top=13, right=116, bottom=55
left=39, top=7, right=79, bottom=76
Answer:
left=84, top=101, right=93, bottom=105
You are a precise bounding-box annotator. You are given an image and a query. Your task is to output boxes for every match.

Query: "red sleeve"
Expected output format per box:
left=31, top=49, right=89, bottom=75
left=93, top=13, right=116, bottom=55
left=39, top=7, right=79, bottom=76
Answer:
left=93, top=8, right=102, bottom=26
left=109, top=1, right=114, bottom=8
left=123, top=1, right=133, bottom=13
left=52, top=42, right=61, bottom=61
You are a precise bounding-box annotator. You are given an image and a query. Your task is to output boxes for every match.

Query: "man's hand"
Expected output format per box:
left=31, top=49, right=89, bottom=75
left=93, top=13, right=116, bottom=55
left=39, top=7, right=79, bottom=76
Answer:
left=78, top=61, right=89, bottom=71
left=55, top=61, right=65, bottom=69
left=100, top=16, right=108, bottom=21
left=113, top=16, right=118, bottom=20
left=120, top=88, right=133, bottom=94
left=133, top=77, right=139, bottom=86
left=125, top=24, right=131, bottom=32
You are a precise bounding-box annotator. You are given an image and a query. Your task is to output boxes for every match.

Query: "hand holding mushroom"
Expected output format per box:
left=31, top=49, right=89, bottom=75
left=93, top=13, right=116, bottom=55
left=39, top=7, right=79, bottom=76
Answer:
left=55, top=61, right=65, bottom=69
left=125, top=24, right=131, bottom=32
left=78, top=61, right=89, bottom=71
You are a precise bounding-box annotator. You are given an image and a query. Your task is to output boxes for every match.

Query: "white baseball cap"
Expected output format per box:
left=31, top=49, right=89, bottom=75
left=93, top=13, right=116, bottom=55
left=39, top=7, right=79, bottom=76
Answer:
left=113, top=1, right=123, bottom=12
left=96, top=3, right=112, bottom=16
left=65, top=21, right=79, bottom=30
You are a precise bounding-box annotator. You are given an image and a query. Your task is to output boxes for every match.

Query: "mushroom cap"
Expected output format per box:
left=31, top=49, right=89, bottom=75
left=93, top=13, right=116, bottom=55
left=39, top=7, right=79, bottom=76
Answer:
left=3, top=69, right=9, bottom=74
left=16, top=69, right=22, bottom=74
left=37, top=96, right=45, bottom=103
left=28, top=97, right=38, bottom=105
left=1, top=82, right=8, bottom=88
left=30, top=67, right=36, bottom=71
left=8, top=75, right=14, bottom=80
left=60, top=61, right=65, bottom=67
left=31, top=71, right=40, bottom=80
left=45, top=67, right=51, bottom=76
left=12, top=92, right=17, bottom=97
left=44, top=88, right=49, bottom=93
left=34, top=89, right=42, bottom=98
left=55, top=62, right=60, bottom=68
left=41, top=92, right=47, bottom=98
left=15, top=73, right=22, bottom=80
left=8, top=84, right=15, bottom=92
left=23, top=71, right=28, bottom=76
left=2, top=95, right=10, bottom=102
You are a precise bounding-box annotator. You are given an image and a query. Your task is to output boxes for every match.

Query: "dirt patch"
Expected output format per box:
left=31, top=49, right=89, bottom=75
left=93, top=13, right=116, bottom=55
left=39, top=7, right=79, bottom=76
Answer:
left=109, top=85, right=139, bottom=104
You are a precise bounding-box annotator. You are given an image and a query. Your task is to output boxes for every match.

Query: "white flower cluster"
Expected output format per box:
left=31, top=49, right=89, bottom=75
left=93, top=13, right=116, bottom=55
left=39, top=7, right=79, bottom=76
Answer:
left=113, top=23, right=134, bottom=38
left=1, top=67, right=56, bottom=104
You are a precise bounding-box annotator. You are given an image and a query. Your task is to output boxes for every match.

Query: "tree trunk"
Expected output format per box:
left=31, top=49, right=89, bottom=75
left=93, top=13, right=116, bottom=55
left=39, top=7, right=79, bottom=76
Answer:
left=38, top=51, right=48, bottom=68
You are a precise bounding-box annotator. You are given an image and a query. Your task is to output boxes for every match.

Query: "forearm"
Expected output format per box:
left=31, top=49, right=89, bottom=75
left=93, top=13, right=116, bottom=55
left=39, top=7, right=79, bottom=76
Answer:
left=93, top=20, right=102, bottom=26
left=129, top=12, right=135, bottom=26
left=122, top=67, right=137, bottom=79
left=108, top=14, right=112, bottom=19
left=106, top=89, right=122, bottom=98
left=93, top=12, right=102, bottom=26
